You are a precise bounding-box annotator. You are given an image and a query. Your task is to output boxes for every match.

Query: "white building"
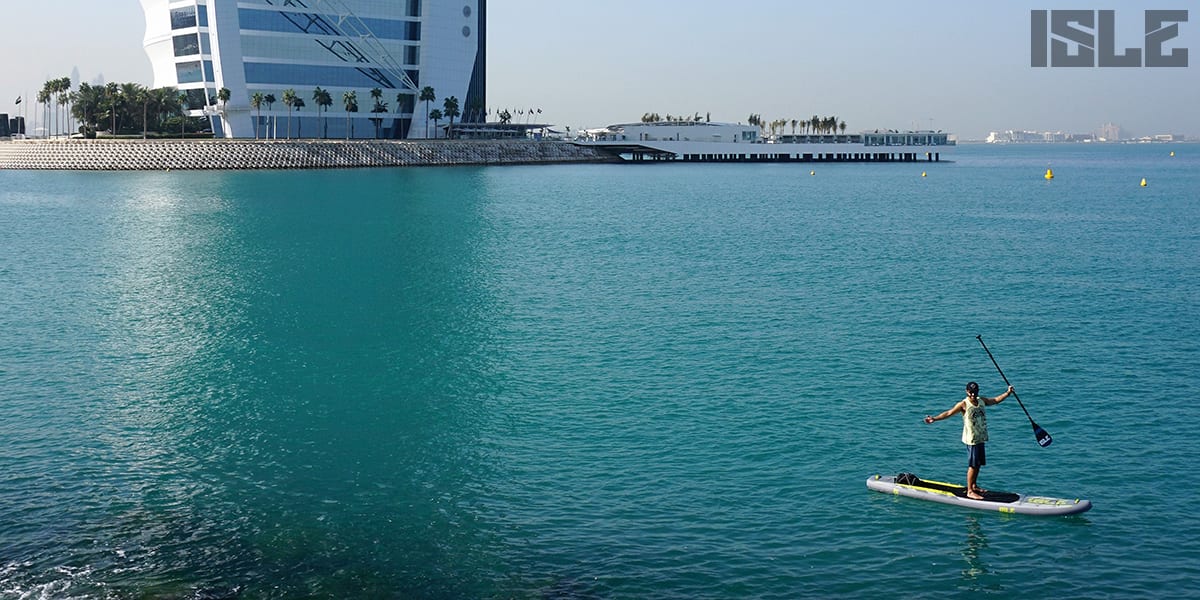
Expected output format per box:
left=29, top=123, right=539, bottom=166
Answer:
left=582, top=121, right=760, bottom=143
left=140, top=0, right=486, bottom=139
left=579, top=122, right=953, bottom=163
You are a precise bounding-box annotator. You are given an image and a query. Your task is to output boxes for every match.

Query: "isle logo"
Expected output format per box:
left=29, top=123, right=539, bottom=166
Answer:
left=1031, top=9, right=1189, bottom=67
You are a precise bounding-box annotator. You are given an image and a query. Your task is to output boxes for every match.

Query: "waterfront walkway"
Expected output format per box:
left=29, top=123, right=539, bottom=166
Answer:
left=0, top=139, right=618, bottom=171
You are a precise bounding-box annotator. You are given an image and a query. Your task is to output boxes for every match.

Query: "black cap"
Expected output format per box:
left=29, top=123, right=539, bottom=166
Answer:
left=966, top=381, right=980, bottom=394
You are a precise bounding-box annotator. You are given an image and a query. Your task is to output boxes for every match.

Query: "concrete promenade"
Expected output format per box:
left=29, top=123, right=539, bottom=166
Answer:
left=0, top=139, right=619, bottom=171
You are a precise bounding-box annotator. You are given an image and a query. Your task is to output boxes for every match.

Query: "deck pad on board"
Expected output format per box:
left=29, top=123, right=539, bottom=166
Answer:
left=868, top=473, right=1091, bottom=516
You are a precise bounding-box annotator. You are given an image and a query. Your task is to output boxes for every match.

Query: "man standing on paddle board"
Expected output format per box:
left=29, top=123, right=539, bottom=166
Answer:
left=924, top=382, right=1014, bottom=500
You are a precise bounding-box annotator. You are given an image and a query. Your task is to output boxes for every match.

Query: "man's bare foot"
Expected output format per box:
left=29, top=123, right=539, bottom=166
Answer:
left=967, top=491, right=985, bottom=500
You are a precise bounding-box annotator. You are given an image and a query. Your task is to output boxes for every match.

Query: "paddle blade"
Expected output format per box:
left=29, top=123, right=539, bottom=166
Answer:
left=1033, top=424, right=1052, bottom=447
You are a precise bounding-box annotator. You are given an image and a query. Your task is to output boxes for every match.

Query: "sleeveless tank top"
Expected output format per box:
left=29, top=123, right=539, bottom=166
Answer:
left=962, top=397, right=988, bottom=445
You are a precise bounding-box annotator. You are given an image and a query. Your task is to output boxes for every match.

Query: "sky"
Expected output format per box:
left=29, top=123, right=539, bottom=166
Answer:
left=2, top=1, right=1196, bottom=140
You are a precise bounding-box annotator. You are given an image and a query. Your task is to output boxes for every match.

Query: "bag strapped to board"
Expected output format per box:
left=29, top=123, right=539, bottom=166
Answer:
left=896, top=473, right=922, bottom=486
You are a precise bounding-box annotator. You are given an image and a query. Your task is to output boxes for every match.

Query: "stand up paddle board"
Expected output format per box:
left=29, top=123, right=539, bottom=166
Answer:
left=867, top=473, right=1091, bottom=516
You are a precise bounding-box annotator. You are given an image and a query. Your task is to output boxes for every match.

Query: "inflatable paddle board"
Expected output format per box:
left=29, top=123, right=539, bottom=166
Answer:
left=867, top=473, right=1091, bottom=516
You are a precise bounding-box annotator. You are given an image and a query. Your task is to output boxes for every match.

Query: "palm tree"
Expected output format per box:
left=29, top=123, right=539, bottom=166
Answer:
left=70, top=83, right=101, bottom=136
left=141, top=88, right=152, bottom=137
left=418, top=86, right=436, bottom=138
left=180, top=92, right=189, bottom=138
left=57, top=86, right=71, bottom=137
left=104, top=83, right=121, bottom=135
left=42, top=78, right=58, bottom=136
left=142, top=87, right=180, bottom=136
left=839, top=120, right=847, bottom=136
left=366, top=87, right=382, bottom=138
left=250, top=92, right=264, bottom=139
left=124, top=85, right=149, bottom=138
left=397, top=92, right=415, bottom=137
left=313, top=86, right=332, bottom=138
left=342, top=90, right=358, bottom=139
left=35, top=88, right=49, bottom=137
left=370, top=99, right=388, bottom=139
left=69, top=83, right=88, bottom=132
left=121, top=82, right=144, bottom=134
left=64, top=77, right=77, bottom=135
left=811, top=114, right=820, bottom=135
left=293, top=97, right=305, bottom=137
left=264, top=94, right=276, bottom=138
left=215, top=87, right=231, bottom=137
left=169, top=88, right=184, bottom=136
left=40, top=79, right=57, bottom=136
left=442, top=96, right=459, bottom=139
left=429, top=109, right=443, bottom=137
left=281, top=88, right=296, bottom=138
left=51, top=79, right=61, bottom=136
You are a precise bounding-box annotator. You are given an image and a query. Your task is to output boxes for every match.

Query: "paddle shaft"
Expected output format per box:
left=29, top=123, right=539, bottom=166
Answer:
left=975, top=335, right=1036, bottom=424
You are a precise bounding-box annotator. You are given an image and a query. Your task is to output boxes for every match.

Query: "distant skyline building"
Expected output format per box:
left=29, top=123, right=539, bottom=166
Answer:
left=1097, top=123, right=1124, bottom=142
left=139, top=0, right=486, bottom=139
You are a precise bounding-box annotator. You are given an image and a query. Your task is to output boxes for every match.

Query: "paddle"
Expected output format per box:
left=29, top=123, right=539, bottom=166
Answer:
left=976, top=335, right=1053, bottom=447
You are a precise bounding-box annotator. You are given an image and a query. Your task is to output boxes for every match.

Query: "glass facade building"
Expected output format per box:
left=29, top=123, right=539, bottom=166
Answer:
left=140, top=0, right=486, bottom=139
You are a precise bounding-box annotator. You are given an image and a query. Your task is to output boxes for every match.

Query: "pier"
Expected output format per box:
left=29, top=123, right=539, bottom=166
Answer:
left=577, top=123, right=953, bottom=164
left=639, top=149, right=943, bottom=163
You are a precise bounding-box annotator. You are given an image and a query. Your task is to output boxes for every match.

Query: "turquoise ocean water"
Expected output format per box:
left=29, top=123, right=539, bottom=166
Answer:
left=1, top=143, right=1198, bottom=598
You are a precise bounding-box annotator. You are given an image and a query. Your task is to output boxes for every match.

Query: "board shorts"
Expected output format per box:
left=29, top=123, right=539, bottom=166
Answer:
left=968, top=443, right=986, bottom=468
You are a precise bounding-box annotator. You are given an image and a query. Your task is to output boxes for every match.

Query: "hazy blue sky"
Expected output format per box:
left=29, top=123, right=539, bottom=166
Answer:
left=3, top=1, right=1196, bottom=139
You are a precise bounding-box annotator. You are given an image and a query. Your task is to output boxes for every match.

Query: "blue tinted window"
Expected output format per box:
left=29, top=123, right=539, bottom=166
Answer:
left=185, top=88, right=208, bottom=110
left=197, top=6, right=208, bottom=27
left=173, top=34, right=200, bottom=57
left=239, top=9, right=418, bottom=40
left=177, top=61, right=203, bottom=84
left=171, top=7, right=196, bottom=29
left=245, top=62, right=416, bottom=89
left=204, top=61, right=215, bottom=82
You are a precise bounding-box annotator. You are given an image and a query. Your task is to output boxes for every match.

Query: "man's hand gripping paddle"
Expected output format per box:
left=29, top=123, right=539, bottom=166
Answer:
left=977, top=335, right=1052, bottom=447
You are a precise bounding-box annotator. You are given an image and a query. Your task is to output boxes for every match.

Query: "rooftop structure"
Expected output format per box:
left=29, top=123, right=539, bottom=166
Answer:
left=583, top=121, right=760, bottom=144
left=140, top=0, right=486, bottom=139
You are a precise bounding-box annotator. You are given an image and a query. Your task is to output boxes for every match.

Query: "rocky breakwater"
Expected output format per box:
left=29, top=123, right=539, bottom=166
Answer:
left=0, top=139, right=619, bottom=170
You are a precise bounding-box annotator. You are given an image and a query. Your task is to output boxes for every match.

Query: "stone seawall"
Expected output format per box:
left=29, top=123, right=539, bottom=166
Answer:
left=0, top=139, right=619, bottom=171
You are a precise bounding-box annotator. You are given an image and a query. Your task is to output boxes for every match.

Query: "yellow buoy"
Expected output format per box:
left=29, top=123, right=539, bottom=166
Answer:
left=921, top=171, right=927, bottom=177
left=1141, top=178, right=1147, bottom=187
left=1170, top=151, right=1175, bottom=157
left=1044, top=168, right=1054, bottom=180
left=810, top=170, right=815, bottom=176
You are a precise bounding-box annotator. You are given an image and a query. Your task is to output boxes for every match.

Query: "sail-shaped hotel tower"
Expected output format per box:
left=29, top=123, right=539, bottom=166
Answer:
left=140, top=0, right=485, bottom=139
